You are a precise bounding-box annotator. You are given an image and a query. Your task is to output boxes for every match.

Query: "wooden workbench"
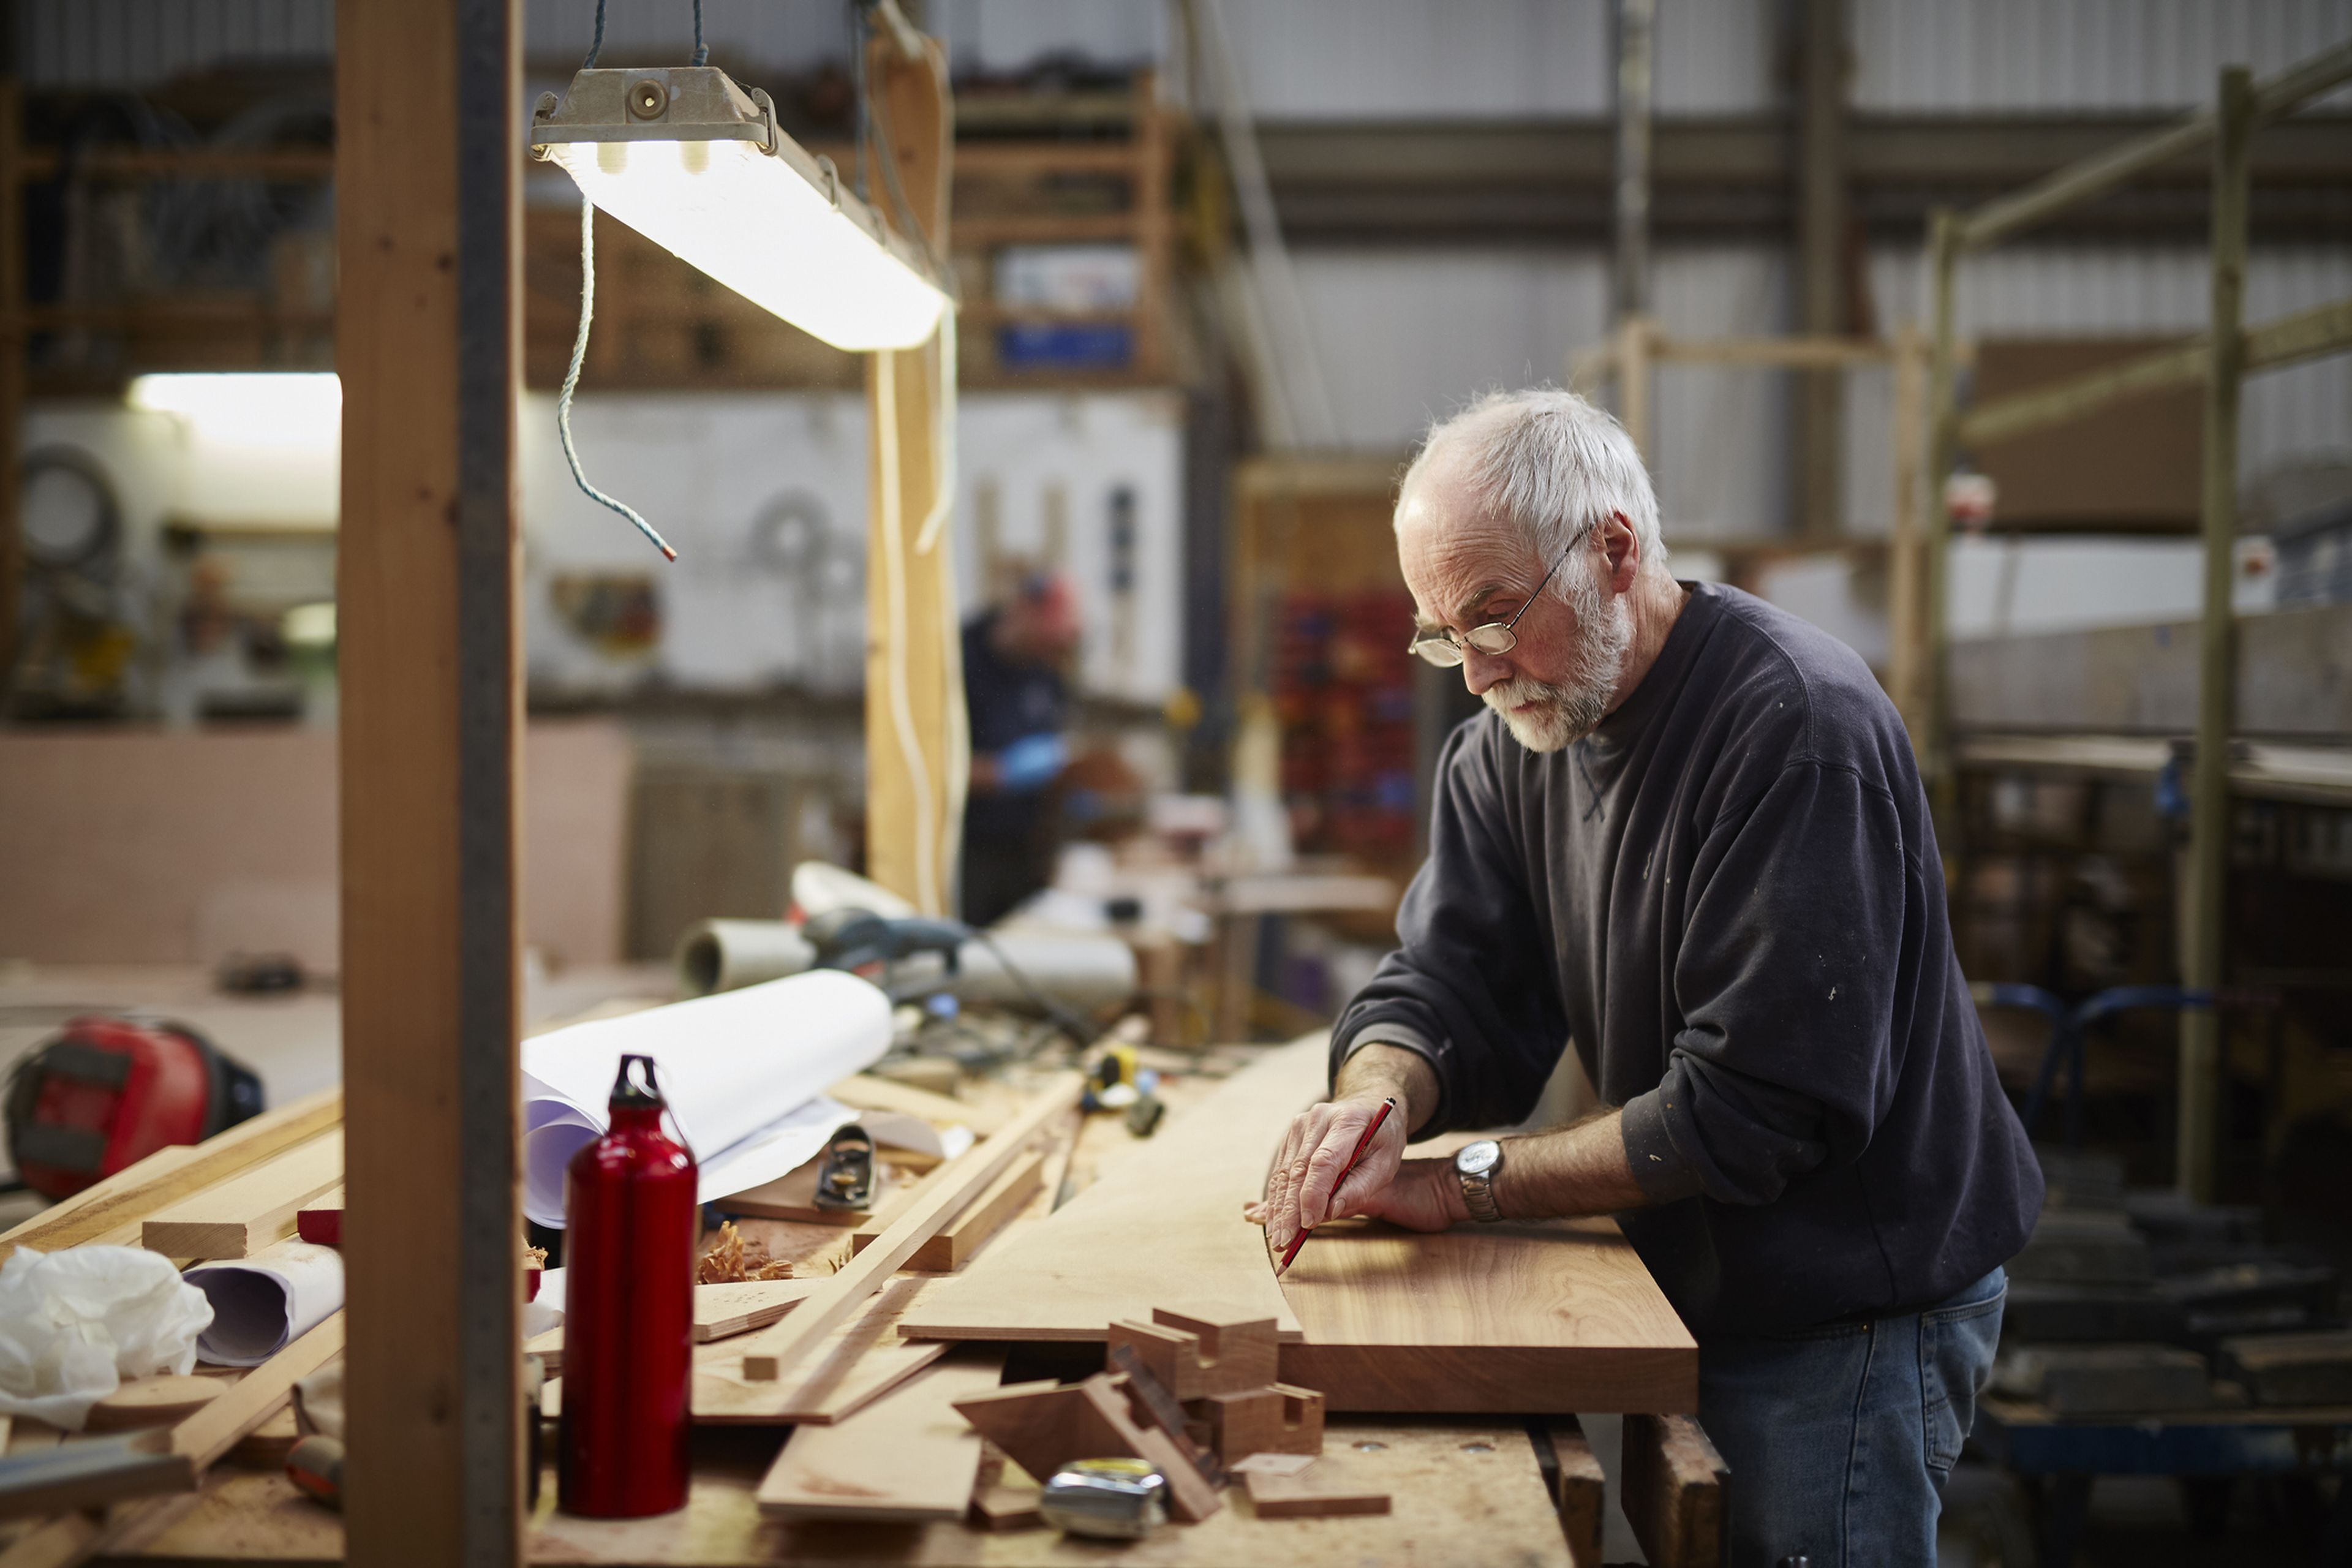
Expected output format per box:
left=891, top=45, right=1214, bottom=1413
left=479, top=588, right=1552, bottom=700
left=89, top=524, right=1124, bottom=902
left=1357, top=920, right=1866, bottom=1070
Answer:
left=91, top=1419, right=1572, bottom=1567
left=71, top=1039, right=1706, bottom=1566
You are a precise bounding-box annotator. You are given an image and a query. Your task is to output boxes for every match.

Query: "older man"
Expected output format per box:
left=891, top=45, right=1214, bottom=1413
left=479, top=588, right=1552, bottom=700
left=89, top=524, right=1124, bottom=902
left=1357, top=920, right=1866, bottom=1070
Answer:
left=1257, top=389, right=2040, bottom=1566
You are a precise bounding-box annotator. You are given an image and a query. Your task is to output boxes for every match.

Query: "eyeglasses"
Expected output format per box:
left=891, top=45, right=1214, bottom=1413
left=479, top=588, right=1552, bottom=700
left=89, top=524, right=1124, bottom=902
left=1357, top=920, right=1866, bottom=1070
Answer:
left=1406, top=545, right=1571, bottom=669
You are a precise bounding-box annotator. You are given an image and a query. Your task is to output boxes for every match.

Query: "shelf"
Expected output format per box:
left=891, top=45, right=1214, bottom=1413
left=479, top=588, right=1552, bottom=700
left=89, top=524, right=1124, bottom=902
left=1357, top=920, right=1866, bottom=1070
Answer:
left=1954, top=731, right=2352, bottom=807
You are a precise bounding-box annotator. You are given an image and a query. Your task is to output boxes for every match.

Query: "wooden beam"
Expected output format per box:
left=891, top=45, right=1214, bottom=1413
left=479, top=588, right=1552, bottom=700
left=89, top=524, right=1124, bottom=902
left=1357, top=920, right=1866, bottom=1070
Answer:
left=335, top=1, right=523, bottom=1563
left=2180, top=67, right=2253, bottom=1204
left=0, top=77, right=20, bottom=716
left=1886, top=323, right=1929, bottom=751
left=863, top=27, right=963, bottom=917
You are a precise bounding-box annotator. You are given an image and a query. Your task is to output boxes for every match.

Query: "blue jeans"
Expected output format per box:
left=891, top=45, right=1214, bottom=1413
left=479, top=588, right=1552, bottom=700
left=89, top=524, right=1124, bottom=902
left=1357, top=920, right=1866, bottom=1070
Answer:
left=1697, top=1267, right=2007, bottom=1568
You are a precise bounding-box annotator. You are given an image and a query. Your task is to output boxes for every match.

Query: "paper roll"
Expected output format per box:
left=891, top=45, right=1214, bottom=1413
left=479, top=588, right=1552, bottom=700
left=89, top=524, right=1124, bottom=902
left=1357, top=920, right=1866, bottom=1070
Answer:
left=677, top=918, right=1136, bottom=1014
left=519, top=968, right=891, bottom=1228
left=186, top=1242, right=344, bottom=1368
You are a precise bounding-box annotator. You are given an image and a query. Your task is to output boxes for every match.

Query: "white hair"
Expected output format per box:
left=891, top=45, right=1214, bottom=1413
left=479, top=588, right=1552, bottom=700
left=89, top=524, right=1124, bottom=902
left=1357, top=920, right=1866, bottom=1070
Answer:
left=1398, top=388, right=1666, bottom=584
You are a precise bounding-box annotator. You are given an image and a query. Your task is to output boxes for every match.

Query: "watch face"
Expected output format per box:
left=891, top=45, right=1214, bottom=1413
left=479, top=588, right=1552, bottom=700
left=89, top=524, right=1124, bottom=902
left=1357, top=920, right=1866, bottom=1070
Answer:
left=1455, top=1139, right=1501, bottom=1177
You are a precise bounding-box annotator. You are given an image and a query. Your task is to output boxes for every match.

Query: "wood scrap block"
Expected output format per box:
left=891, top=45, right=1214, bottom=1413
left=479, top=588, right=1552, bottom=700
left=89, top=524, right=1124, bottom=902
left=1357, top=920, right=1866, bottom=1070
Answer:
left=849, top=1150, right=1044, bottom=1271
left=86, top=1376, right=227, bottom=1433
left=951, top=1374, right=1219, bottom=1523
left=967, top=1447, right=1044, bottom=1531
left=753, top=1349, right=1005, bottom=1522
left=1621, top=1412, right=1726, bottom=1568
left=141, top=1131, right=344, bottom=1260
left=295, top=1185, right=343, bottom=1247
left=1199, top=1383, right=1322, bottom=1461
left=1243, top=1457, right=1389, bottom=1518
left=1106, top=1310, right=1278, bottom=1400
left=229, top=1407, right=303, bottom=1469
left=1544, top=1417, right=1606, bottom=1568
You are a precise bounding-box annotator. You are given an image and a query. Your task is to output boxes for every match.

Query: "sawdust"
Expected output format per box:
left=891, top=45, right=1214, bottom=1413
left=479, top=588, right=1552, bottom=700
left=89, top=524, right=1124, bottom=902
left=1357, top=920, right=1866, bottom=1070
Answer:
left=697, top=1220, right=793, bottom=1284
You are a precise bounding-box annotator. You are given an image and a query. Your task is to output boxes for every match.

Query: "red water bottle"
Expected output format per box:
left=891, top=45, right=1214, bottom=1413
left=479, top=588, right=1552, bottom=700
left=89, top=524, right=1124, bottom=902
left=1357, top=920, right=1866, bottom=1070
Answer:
left=558, top=1054, right=696, bottom=1517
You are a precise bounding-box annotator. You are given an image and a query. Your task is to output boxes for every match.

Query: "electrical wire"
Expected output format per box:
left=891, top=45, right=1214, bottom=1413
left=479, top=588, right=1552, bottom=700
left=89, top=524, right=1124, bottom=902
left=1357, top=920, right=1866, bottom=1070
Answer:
left=584, top=0, right=608, bottom=68
left=557, top=197, right=678, bottom=561
left=692, top=0, right=709, bottom=66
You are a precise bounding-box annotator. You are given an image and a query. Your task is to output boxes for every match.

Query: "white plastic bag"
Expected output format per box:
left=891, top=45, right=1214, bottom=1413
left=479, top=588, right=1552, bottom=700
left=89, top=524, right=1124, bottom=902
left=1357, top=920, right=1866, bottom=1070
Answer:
left=0, top=1246, right=215, bottom=1430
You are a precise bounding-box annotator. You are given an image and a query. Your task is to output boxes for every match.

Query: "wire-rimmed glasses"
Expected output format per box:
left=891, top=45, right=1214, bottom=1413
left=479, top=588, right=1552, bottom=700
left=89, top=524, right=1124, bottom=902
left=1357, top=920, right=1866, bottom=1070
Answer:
left=1405, top=545, right=1570, bottom=669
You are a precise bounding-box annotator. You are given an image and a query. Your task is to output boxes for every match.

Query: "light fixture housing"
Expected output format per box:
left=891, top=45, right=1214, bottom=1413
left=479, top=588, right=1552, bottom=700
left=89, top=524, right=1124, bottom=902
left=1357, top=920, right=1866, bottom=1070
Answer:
left=530, top=67, right=950, bottom=353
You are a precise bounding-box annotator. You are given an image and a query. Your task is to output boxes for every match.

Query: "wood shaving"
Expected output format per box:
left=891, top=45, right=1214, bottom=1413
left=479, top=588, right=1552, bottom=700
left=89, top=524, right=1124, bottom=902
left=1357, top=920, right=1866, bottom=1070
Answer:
left=697, top=1220, right=793, bottom=1284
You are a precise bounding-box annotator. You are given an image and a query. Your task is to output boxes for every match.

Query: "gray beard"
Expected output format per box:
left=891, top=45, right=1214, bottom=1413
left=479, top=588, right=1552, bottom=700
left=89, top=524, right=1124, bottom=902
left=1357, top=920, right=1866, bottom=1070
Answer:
left=1482, top=584, right=1632, bottom=753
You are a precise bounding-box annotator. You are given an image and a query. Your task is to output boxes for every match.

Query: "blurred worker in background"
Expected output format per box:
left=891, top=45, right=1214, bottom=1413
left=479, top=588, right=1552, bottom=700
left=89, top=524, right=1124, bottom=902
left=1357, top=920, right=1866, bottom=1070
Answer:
left=960, top=570, right=1080, bottom=927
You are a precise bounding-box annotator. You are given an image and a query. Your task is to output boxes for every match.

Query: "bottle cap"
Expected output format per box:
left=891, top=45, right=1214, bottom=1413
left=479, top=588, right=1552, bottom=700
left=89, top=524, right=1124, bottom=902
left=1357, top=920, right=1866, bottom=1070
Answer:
left=609, top=1054, right=666, bottom=1110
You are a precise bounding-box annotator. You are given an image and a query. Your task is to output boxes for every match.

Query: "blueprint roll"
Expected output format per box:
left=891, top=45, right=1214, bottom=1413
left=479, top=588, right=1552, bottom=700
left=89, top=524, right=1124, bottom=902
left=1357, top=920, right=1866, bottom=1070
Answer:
left=519, top=970, right=889, bottom=1229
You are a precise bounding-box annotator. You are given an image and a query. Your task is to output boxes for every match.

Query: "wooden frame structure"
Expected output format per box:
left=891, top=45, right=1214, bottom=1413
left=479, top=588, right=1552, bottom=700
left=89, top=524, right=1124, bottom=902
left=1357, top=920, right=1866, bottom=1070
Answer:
left=1923, top=39, right=2352, bottom=1201
left=1567, top=319, right=1934, bottom=740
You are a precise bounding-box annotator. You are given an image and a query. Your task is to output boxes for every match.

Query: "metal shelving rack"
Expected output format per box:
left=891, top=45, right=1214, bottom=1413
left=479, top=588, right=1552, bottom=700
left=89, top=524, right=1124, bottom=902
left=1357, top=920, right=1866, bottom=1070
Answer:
left=1921, top=39, right=2352, bottom=1201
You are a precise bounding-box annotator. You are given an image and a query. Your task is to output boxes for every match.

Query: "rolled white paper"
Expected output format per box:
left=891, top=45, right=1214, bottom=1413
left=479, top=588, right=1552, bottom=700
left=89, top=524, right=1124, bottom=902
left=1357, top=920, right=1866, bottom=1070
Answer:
left=519, top=968, right=891, bottom=1228
left=185, top=1242, right=344, bottom=1368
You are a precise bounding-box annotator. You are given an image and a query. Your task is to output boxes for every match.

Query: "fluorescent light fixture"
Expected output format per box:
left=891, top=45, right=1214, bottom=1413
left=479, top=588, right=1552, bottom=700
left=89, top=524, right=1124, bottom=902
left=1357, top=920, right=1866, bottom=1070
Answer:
left=531, top=67, right=949, bottom=353
left=127, top=371, right=342, bottom=454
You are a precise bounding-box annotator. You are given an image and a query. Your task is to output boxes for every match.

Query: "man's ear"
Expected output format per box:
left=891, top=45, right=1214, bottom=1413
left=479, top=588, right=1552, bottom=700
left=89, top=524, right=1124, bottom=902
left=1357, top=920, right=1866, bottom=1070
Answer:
left=1602, top=510, right=1641, bottom=593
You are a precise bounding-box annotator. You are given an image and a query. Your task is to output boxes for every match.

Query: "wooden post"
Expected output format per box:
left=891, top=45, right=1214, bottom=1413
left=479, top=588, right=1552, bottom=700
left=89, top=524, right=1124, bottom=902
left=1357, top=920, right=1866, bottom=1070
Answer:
left=1131, top=71, right=1170, bottom=382
left=1887, top=322, right=1928, bottom=751
left=2179, top=67, right=2252, bottom=1203
left=1796, top=0, right=1849, bottom=538
left=0, top=78, right=21, bottom=699
left=1619, top=1413, right=1727, bottom=1568
left=863, top=27, right=962, bottom=918
left=336, top=2, right=524, bottom=1562
left=1617, top=314, right=1654, bottom=465
left=1921, top=208, right=1961, bottom=826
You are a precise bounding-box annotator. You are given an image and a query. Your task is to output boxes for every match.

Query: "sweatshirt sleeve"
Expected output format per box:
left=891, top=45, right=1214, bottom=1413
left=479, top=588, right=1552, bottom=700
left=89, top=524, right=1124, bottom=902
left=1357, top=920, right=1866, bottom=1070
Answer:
left=1330, top=721, right=1567, bottom=1135
left=1619, top=760, right=1915, bottom=1207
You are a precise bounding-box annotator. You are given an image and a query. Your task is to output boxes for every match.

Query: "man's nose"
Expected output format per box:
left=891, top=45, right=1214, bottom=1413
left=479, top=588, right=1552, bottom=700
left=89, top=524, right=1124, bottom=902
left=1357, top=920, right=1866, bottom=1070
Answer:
left=1461, top=646, right=1512, bottom=696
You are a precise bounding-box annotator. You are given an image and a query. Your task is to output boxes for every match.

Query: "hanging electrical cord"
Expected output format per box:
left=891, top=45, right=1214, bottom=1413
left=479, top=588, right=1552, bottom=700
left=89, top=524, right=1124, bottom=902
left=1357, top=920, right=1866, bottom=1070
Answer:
left=692, top=0, right=709, bottom=66
left=557, top=196, right=677, bottom=562
left=551, top=0, right=681, bottom=562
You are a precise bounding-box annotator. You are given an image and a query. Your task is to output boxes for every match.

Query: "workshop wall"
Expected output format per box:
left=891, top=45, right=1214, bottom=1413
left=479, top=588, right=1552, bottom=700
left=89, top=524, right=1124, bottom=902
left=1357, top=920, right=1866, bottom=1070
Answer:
left=521, top=389, right=1186, bottom=705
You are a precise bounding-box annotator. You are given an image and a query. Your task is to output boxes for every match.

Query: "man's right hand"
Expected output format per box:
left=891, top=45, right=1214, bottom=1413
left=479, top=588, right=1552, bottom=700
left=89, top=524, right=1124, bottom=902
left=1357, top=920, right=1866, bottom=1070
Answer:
left=1250, top=1042, right=1439, bottom=1253
left=1256, top=1093, right=1409, bottom=1253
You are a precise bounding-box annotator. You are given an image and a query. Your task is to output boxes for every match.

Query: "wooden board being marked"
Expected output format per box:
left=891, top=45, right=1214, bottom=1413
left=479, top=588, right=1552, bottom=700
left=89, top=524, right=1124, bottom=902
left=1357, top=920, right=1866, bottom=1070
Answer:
left=902, top=1038, right=1697, bottom=1414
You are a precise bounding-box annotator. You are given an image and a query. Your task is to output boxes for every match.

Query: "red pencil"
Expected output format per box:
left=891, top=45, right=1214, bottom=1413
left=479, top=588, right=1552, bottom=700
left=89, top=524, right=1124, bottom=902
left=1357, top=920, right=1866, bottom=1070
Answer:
left=1275, top=1097, right=1396, bottom=1276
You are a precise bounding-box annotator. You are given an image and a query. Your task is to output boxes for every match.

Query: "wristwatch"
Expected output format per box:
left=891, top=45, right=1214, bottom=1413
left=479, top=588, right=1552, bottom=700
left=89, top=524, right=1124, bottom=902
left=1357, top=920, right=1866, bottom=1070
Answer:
left=1455, top=1139, right=1505, bottom=1223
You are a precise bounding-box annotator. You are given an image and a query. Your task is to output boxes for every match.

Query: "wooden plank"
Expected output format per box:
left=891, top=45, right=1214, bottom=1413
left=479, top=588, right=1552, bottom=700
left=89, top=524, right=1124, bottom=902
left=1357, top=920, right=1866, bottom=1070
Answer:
left=714, top=1076, right=1083, bottom=1401
left=1620, top=1413, right=1727, bottom=1568
left=529, top=1280, right=818, bottom=1374
left=831, top=1074, right=1006, bottom=1137
left=903, top=1039, right=1695, bottom=1417
left=898, top=1054, right=1306, bottom=1346
left=140, top=1132, right=343, bottom=1259
left=850, top=1152, right=1044, bottom=1270
left=754, top=1349, right=1004, bottom=1523
left=0, top=1088, right=342, bottom=1266
left=691, top=1275, right=944, bottom=1425
left=335, top=0, right=525, bottom=1562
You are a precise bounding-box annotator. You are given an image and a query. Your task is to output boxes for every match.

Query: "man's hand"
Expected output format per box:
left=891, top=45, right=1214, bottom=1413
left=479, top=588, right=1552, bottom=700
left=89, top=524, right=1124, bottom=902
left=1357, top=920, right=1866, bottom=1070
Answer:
left=1254, top=1039, right=1442, bottom=1252
left=1257, top=1093, right=1409, bottom=1253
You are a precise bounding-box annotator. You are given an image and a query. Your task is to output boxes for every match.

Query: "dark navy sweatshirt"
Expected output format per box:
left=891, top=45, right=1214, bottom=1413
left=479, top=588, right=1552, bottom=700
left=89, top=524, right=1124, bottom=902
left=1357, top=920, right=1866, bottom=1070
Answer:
left=1331, top=581, right=2042, bottom=1337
